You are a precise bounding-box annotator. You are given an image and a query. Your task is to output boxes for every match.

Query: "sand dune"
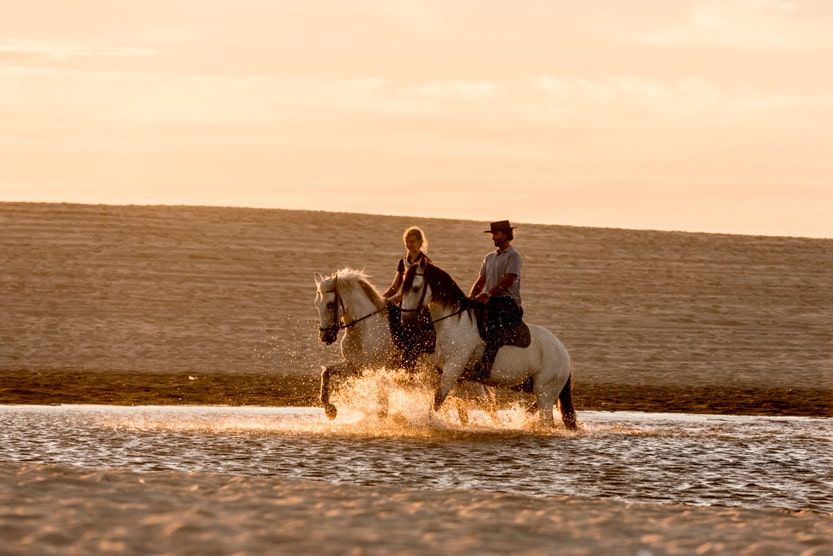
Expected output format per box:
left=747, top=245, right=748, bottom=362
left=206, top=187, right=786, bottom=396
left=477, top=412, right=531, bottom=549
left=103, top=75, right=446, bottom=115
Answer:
left=1, top=202, right=831, bottom=410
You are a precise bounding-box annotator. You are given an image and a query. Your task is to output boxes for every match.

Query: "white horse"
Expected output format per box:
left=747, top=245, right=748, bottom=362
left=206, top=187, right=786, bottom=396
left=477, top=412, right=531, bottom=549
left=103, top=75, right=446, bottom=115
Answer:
left=400, top=259, right=577, bottom=429
left=314, top=268, right=496, bottom=422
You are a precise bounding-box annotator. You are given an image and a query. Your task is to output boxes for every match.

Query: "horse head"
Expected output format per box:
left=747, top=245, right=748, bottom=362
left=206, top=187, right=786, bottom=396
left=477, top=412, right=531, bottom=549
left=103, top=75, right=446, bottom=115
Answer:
left=402, top=259, right=471, bottom=325
left=401, top=258, right=433, bottom=324
left=315, top=268, right=386, bottom=345
left=314, top=272, right=341, bottom=345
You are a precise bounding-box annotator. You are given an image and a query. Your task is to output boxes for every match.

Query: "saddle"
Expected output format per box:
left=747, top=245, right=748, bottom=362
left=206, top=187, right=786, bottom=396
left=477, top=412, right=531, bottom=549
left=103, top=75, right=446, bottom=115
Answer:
left=498, top=321, right=531, bottom=348
left=463, top=301, right=531, bottom=382
left=471, top=301, right=531, bottom=349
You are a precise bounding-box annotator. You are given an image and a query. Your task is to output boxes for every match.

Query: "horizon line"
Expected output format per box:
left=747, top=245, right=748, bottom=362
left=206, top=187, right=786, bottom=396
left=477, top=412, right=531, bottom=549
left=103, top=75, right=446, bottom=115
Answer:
left=1, top=199, right=830, bottom=241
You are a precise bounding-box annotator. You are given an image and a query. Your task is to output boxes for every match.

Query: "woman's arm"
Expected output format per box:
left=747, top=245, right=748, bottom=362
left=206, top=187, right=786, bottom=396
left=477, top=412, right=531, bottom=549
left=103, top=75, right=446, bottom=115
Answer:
left=382, top=271, right=403, bottom=299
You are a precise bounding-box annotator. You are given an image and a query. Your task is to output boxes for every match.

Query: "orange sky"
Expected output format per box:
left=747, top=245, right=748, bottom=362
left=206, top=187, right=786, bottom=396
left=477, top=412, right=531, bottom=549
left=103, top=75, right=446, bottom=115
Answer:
left=1, top=1, right=832, bottom=237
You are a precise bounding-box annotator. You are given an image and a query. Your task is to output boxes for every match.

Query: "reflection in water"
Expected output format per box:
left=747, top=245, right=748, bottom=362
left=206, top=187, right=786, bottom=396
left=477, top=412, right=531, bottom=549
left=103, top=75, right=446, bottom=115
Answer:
left=1, top=404, right=831, bottom=513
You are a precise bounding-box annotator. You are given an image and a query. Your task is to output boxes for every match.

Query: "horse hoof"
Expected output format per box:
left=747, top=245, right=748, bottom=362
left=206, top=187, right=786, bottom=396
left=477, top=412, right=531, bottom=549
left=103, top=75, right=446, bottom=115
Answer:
left=324, top=404, right=338, bottom=420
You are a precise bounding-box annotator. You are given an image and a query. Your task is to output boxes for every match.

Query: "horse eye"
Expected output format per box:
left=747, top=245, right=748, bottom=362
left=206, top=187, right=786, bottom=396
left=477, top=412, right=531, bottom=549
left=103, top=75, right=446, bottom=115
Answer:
left=412, top=287, right=420, bottom=292
left=326, top=302, right=335, bottom=309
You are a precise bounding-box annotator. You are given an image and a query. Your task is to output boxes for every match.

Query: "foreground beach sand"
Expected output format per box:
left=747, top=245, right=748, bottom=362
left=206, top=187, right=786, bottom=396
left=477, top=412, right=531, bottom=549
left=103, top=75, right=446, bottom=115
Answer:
left=2, top=462, right=831, bottom=556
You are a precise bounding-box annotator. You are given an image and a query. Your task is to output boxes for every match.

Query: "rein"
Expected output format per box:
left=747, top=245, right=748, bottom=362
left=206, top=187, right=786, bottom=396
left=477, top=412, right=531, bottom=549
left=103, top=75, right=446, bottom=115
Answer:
left=341, top=305, right=388, bottom=329
left=401, top=272, right=429, bottom=314
left=319, top=276, right=387, bottom=333
left=402, top=271, right=468, bottom=324
left=431, top=305, right=468, bottom=324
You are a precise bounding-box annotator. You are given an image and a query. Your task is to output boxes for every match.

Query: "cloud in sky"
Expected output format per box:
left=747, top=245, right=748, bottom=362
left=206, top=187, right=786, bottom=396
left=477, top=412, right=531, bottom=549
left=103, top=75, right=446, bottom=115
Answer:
left=4, top=64, right=827, bottom=131
left=621, top=0, right=833, bottom=50
left=1, top=0, right=832, bottom=237
left=0, top=39, right=155, bottom=61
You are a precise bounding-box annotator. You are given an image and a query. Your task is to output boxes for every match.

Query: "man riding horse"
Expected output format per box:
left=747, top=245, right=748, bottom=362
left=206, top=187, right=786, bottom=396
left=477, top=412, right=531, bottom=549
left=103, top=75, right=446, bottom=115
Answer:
left=468, top=220, right=524, bottom=379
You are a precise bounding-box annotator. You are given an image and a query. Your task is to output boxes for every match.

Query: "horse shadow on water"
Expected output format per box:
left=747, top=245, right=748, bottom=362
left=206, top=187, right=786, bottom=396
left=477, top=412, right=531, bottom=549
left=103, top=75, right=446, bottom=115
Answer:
left=313, top=268, right=577, bottom=431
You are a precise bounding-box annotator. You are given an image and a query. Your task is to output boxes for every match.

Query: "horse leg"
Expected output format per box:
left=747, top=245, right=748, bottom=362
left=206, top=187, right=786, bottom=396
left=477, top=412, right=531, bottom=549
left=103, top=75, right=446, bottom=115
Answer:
left=558, top=374, right=578, bottom=431
left=432, top=366, right=460, bottom=413
left=535, top=388, right=557, bottom=428
left=481, top=384, right=499, bottom=424
left=376, top=371, right=389, bottom=419
left=456, top=400, right=469, bottom=426
left=451, top=382, right=480, bottom=426
left=320, top=365, right=339, bottom=420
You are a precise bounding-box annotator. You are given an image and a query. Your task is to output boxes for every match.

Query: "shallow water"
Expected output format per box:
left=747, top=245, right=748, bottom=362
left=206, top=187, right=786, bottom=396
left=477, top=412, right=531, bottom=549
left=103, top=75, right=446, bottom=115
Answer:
left=1, top=404, right=831, bottom=513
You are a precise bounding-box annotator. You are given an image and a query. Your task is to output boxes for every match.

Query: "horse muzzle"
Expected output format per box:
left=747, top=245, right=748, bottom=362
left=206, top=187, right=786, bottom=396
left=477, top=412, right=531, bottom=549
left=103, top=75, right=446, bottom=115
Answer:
left=400, top=307, right=420, bottom=324
left=319, top=328, right=339, bottom=345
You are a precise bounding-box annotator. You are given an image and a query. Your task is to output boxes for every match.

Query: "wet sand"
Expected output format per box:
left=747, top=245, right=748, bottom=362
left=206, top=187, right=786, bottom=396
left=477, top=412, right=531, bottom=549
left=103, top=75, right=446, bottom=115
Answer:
left=2, top=462, right=831, bottom=556
left=0, top=369, right=830, bottom=417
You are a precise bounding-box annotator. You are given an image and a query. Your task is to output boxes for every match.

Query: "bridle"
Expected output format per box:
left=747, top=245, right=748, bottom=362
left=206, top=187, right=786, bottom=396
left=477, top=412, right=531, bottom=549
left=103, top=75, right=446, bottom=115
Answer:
left=319, top=276, right=387, bottom=336
left=401, top=272, right=468, bottom=324
left=400, top=272, right=428, bottom=315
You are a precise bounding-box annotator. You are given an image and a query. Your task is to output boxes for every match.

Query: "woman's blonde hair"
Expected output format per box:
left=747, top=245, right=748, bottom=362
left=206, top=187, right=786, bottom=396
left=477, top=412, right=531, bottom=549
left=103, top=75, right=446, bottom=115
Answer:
left=402, top=226, right=428, bottom=252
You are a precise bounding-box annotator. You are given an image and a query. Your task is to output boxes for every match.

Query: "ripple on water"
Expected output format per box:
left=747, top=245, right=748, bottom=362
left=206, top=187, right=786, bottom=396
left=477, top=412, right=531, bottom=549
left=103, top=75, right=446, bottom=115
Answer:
left=0, top=403, right=831, bottom=514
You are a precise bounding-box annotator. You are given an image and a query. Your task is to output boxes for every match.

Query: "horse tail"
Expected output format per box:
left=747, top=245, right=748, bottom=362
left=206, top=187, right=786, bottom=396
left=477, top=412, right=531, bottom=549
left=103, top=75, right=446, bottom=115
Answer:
left=558, top=371, right=578, bottom=431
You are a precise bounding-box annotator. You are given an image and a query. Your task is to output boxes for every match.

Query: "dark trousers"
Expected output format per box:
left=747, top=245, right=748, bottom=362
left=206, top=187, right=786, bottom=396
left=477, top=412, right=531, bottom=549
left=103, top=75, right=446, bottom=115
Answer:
left=387, top=304, right=436, bottom=370
left=479, top=296, right=523, bottom=375
left=485, top=296, right=523, bottom=340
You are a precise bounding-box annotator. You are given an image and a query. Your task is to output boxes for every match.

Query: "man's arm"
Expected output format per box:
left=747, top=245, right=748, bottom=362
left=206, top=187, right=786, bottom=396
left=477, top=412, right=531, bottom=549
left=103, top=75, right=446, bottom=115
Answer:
left=469, top=275, right=486, bottom=298
left=475, top=273, right=517, bottom=302
left=488, top=273, right=517, bottom=297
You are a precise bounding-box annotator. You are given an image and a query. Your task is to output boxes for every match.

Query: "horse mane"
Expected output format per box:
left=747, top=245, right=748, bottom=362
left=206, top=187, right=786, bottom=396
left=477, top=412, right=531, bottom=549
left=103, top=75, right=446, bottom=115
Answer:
left=334, top=268, right=385, bottom=309
left=402, top=263, right=470, bottom=309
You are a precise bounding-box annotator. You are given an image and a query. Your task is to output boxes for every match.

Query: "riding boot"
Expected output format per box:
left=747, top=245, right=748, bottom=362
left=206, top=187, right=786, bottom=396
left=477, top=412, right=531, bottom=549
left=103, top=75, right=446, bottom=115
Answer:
left=472, top=339, right=499, bottom=382
left=401, top=342, right=419, bottom=371
left=399, top=321, right=422, bottom=371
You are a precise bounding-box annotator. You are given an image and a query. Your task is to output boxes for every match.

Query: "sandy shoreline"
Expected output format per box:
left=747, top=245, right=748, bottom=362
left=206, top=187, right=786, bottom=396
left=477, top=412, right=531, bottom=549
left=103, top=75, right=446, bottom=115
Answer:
left=1, top=462, right=830, bottom=555
left=1, top=369, right=830, bottom=417
left=2, top=202, right=831, bottom=393
left=2, top=202, right=832, bottom=418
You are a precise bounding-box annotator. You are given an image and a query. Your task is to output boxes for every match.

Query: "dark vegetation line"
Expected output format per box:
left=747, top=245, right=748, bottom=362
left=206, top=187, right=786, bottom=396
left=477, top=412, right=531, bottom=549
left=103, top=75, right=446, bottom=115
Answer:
left=1, top=370, right=829, bottom=417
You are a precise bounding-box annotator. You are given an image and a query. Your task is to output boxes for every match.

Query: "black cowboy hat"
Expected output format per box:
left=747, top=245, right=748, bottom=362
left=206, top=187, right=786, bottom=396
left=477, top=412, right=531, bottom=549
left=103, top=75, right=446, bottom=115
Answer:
left=483, top=220, right=516, bottom=233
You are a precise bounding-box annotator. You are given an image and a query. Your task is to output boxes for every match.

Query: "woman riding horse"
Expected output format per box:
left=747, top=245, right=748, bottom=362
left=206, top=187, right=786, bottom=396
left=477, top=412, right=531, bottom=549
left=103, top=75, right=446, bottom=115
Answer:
left=382, top=226, right=436, bottom=370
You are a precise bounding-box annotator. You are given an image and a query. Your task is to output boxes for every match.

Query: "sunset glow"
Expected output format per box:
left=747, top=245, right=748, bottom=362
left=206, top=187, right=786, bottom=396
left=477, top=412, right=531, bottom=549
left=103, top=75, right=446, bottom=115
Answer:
left=2, top=1, right=832, bottom=237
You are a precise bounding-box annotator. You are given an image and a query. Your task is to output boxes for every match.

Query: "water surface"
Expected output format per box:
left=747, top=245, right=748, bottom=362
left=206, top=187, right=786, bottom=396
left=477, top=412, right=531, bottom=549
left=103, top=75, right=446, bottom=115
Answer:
left=1, top=405, right=830, bottom=513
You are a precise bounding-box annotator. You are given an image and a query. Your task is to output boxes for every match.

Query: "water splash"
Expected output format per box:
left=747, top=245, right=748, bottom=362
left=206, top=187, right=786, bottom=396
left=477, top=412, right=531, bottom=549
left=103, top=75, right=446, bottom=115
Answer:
left=91, top=369, right=581, bottom=439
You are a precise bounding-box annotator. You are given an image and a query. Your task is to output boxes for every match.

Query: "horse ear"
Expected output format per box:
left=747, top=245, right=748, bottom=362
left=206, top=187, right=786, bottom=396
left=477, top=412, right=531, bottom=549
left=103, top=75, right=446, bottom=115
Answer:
left=418, top=257, right=428, bottom=269
left=314, top=272, right=323, bottom=285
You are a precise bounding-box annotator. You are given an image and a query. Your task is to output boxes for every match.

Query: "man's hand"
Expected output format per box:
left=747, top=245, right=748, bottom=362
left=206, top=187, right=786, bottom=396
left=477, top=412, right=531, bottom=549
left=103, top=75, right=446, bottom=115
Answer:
left=469, top=275, right=486, bottom=299
left=385, top=293, right=403, bottom=305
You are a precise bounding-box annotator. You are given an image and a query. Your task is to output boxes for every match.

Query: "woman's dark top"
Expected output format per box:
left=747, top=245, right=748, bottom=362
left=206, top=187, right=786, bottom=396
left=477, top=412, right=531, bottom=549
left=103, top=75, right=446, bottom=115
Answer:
left=389, top=251, right=435, bottom=368
left=396, top=252, right=431, bottom=275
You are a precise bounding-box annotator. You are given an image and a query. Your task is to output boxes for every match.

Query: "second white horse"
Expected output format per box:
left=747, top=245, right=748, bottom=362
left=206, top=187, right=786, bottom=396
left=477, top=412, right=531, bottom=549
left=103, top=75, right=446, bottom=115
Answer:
left=400, top=259, right=577, bottom=429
